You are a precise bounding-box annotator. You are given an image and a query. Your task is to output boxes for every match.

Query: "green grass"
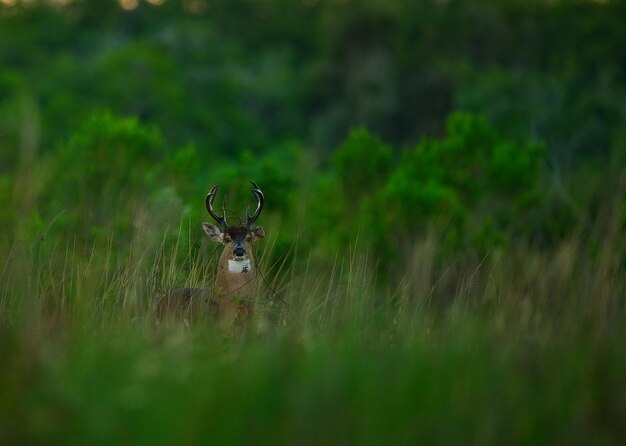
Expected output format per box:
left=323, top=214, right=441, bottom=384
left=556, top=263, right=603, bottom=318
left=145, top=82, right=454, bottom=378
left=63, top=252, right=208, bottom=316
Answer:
left=1, top=223, right=625, bottom=445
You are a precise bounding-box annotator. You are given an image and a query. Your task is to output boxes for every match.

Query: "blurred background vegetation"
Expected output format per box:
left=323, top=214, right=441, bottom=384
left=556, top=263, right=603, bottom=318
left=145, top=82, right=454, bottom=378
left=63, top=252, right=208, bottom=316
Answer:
left=1, top=0, right=625, bottom=256
left=1, top=0, right=625, bottom=444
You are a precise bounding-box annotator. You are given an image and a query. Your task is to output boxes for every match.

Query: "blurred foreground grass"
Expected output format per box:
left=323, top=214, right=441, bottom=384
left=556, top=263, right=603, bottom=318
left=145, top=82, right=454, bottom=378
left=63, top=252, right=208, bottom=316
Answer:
left=1, top=222, right=625, bottom=446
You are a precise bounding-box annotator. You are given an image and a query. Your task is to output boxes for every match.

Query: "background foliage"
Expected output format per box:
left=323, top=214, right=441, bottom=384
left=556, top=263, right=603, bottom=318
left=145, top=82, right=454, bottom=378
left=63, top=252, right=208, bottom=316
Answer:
left=1, top=0, right=625, bottom=444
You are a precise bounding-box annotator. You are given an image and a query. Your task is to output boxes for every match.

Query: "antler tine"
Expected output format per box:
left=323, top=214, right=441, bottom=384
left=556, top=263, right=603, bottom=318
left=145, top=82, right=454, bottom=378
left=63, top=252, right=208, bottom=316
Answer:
left=206, top=185, right=228, bottom=229
left=246, top=181, right=264, bottom=227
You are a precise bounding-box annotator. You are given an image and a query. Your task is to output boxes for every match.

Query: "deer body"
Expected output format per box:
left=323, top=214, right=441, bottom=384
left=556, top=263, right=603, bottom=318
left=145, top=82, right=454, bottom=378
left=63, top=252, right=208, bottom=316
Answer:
left=205, top=224, right=265, bottom=330
left=155, top=182, right=265, bottom=333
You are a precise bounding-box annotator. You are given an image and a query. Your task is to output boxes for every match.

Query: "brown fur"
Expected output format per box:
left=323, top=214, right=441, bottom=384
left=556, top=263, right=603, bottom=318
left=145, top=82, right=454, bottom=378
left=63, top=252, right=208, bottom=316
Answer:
left=155, top=224, right=265, bottom=334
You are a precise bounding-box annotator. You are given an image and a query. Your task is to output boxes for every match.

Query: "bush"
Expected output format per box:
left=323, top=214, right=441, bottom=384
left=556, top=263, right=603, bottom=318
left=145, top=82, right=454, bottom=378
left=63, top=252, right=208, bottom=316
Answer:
left=315, top=113, right=546, bottom=262
left=42, top=111, right=165, bottom=239
left=376, top=113, right=545, bottom=253
left=332, top=126, right=393, bottom=201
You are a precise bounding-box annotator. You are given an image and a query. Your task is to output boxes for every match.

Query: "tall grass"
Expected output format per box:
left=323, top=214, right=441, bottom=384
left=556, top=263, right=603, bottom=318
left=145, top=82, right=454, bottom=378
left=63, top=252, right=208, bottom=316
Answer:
left=1, top=211, right=625, bottom=445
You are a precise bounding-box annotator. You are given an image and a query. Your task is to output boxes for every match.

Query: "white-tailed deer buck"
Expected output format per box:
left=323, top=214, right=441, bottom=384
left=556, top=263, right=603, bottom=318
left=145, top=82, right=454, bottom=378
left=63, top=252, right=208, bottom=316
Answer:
left=156, top=182, right=265, bottom=333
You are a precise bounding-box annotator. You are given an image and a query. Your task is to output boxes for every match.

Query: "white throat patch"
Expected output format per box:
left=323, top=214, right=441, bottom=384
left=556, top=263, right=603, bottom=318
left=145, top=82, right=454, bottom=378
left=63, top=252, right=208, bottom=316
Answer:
left=228, top=259, right=252, bottom=274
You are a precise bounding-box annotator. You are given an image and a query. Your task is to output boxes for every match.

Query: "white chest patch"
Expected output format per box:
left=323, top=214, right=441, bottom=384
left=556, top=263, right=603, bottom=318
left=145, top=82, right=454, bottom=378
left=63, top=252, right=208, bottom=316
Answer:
left=228, top=259, right=252, bottom=274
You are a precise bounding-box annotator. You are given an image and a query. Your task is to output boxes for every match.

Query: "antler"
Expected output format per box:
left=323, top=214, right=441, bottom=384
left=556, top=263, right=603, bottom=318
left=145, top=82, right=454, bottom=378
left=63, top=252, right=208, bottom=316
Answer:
left=206, top=185, right=228, bottom=229
left=246, top=181, right=264, bottom=228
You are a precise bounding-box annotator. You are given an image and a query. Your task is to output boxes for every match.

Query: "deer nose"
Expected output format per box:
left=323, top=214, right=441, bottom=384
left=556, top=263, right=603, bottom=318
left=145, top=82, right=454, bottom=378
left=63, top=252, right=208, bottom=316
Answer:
left=233, top=246, right=246, bottom=257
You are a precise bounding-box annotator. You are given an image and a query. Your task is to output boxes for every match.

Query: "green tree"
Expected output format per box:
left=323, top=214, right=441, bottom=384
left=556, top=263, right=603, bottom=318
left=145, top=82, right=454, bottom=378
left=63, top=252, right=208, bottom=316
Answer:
left=43, top=111, right=164, bottom=239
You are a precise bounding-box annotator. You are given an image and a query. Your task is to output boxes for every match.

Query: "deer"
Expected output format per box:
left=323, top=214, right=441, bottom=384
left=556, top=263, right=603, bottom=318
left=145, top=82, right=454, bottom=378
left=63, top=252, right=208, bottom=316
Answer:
left=155, top=181, right=266, bottom=333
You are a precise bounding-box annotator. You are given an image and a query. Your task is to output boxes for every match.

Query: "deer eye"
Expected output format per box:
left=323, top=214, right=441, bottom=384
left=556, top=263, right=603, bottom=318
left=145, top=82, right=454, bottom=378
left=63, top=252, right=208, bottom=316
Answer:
left=224, top=236, right=232, bottom=243
left=245, top=235, right=252, bottom=242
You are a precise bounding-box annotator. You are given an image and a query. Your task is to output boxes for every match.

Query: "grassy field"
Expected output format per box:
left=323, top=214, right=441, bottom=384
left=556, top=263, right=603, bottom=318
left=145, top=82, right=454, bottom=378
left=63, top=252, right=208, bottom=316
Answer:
left=1, top=1, right=625, bottom=444
left=1, top=214, right=625, bottom=446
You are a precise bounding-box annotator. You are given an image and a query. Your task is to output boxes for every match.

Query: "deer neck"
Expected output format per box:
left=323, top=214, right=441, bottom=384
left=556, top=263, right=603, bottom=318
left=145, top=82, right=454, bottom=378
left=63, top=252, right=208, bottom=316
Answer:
left=218, top=250, right=255, bottom=276
left=214, top=249, right=256, bottom=302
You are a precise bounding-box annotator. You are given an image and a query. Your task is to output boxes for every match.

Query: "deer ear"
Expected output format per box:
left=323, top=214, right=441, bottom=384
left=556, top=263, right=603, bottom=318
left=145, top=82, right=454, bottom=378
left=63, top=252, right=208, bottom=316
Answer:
left=202, top=223, right=223, bottom=243
left=251, top=226, right=265, bottom=240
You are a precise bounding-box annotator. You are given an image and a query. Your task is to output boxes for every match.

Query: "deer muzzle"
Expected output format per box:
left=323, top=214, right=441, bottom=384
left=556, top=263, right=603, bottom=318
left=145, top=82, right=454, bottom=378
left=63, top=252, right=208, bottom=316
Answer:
left=233, top=244, right=246, bottom=259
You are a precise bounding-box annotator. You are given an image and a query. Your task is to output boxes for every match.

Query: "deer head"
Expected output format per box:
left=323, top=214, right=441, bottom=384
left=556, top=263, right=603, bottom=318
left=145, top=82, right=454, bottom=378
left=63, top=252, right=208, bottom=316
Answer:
left=202, top=181, right=265, bottom=264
